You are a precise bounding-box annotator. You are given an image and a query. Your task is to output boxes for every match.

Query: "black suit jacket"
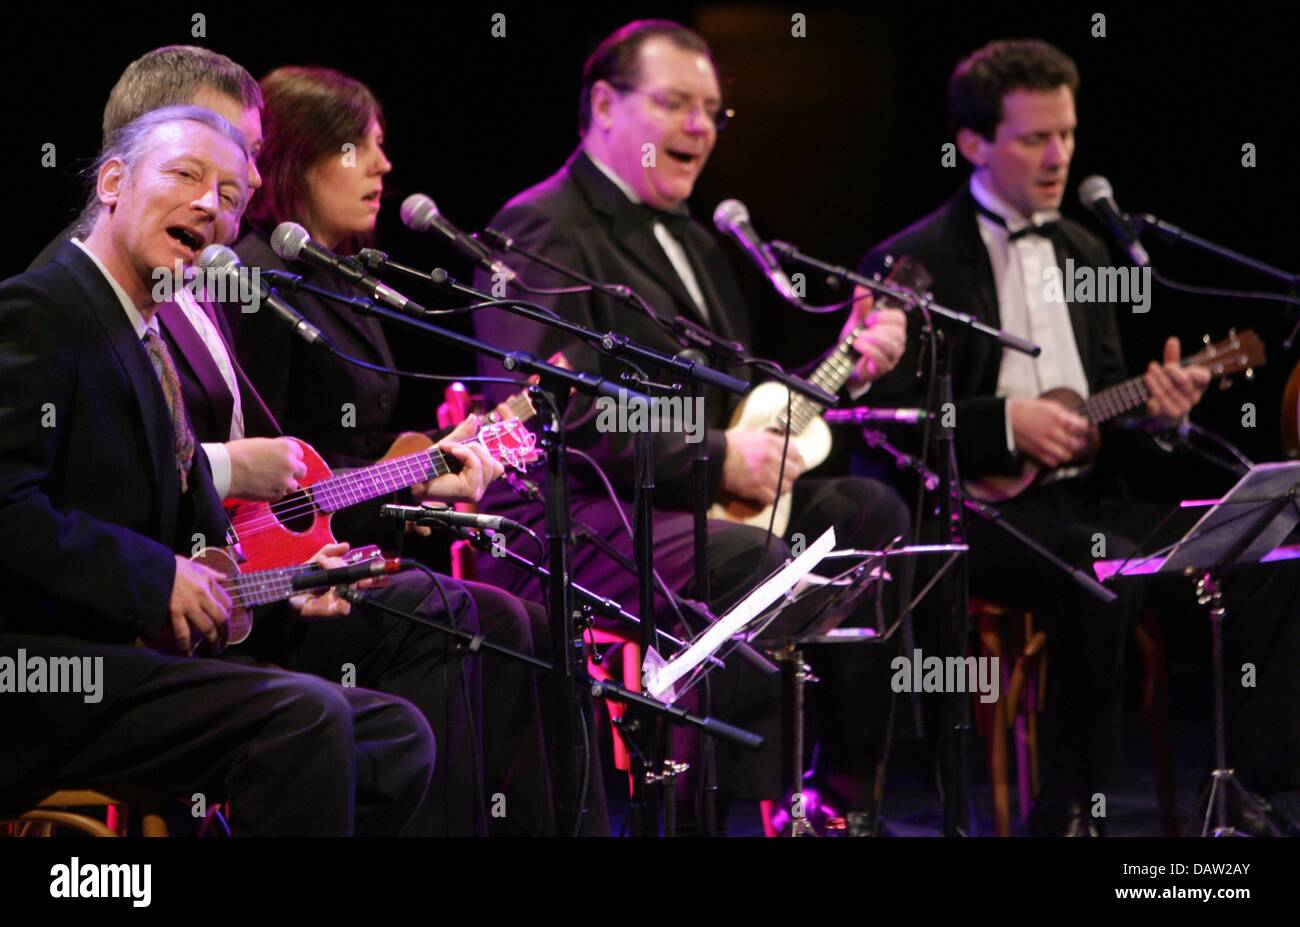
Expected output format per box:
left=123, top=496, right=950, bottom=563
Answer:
left=0, top=241, right=230, bottom=644
left=227, top=230, right=400, bottom=468
left=472, top=151, right=754, bottom=509
left=858, top=183, right=1128, bottom=478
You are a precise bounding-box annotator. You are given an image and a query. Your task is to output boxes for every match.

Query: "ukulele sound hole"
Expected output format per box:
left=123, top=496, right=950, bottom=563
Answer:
left=270, top=489, right=317, bottom=533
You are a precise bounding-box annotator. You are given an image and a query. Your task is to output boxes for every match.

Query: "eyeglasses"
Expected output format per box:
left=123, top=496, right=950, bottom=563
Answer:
left=614, top=85, right=735, bottom=131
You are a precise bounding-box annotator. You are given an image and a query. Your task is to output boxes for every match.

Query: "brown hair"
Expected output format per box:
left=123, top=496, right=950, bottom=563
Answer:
left=948, top=39, right=1079, bottom=140
left=102, top=45, right=261, bottom=142
left=577, top=19, right=714, bottom=136
left=244, top=66, right=384, bottom=251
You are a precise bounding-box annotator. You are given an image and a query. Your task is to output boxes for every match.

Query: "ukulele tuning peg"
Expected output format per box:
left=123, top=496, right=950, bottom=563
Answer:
left=1245, top=368, right=1255, bottom=380
left=1202, top=333, right=1211, bottom=345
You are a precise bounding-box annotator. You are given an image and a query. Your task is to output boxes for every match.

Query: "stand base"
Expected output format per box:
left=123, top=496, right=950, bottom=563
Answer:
left=1199, top=768, right=1283, bottom=837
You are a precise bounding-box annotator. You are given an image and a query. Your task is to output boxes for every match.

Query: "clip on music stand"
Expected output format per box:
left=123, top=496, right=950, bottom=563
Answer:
left=1144, top=461, right=1300, bottom=836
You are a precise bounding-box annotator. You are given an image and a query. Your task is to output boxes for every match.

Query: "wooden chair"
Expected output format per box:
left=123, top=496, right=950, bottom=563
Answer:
left=971, top=597, right=1048, bottom=837
left=971, top=598, right=1179, bottom=836
left=2, top=789, right=174, bottom=837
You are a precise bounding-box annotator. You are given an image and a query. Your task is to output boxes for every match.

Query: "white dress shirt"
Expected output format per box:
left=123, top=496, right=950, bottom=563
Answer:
left=970, top=175, right=1090, bottom=454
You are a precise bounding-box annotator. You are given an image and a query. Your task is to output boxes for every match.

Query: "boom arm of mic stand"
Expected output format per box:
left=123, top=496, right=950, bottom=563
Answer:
left=477, top=231, right=837, bottom=407
left=770, top=241, right=1042, bottom=357
left=267, top=275, right=639, bottom=406
left=1127, top=213, right=1300, bottom=286
left=417, top=266, right=753, bottom=397
left=961, top=495, right=1118, bottom=604
left=449, top=525, right=725, bottom=670
left=344, top=586, right=760, bottom=751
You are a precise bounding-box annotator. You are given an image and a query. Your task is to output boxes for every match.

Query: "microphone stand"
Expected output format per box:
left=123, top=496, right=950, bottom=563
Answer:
left=474, top=233, right=815, bottom=837
left=1125, top=212, right=1300, bottom=347
left=1127, top=213, right=1300, bottom=287
left=777, top=241, right=1043, bottom=836
left=340, top=572, right=764, bottom=832
left=380, top=240, right=806, bottom=836
left=269, top=272, right=643, bottom=837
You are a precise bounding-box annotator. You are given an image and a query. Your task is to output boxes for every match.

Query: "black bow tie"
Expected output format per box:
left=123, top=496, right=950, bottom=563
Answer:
left=636, top=203, right=693, bottom=241
left=974, top=200, right=1060, bottom=242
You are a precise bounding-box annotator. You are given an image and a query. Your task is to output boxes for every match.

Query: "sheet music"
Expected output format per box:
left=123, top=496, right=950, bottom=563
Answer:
left=643, top=527, right=836, bottom=701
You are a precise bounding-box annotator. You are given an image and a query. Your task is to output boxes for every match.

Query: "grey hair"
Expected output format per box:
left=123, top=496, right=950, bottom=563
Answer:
left=74, top=104, right=249, bottom=238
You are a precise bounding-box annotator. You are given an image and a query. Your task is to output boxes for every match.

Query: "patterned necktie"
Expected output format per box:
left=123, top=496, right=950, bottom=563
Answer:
left=973, top=199, right=1061, bottom=242
left=142, top=328, right=196, bottom=493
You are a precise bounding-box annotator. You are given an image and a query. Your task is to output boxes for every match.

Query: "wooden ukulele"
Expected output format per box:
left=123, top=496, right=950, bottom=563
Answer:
left=709, top=255, right=933, bottom=535
left=152, top=544, right=389, bottom=654
left=964, top=329, right=1266, bottom=502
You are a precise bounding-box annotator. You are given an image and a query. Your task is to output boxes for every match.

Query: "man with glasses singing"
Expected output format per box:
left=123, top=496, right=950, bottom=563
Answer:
left=472, top=19, right=911, bottom=830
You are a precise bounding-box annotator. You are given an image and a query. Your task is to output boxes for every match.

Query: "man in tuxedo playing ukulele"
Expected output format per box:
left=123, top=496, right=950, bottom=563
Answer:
left=856, top=40, right=1220, bottom=834
left=472, top=19, right=913, bottom=827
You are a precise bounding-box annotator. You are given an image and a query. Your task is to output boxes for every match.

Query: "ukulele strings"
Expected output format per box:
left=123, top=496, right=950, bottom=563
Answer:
left=228, top=444, right=458, bottom=537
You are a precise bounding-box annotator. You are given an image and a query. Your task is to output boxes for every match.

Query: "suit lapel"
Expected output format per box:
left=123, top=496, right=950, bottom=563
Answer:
left=157, top=301, right=235, bottom=442
left=56, top=243, right=179, bottom=536
left=686, top=229, right=742, bottom=343
left=194, top=297, right=283, bottom=438
left=949, top=185, right=1002, bottom=329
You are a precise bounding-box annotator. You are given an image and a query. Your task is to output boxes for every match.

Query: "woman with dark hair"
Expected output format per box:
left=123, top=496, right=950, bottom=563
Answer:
left=230, top=66, right=607, bottom=835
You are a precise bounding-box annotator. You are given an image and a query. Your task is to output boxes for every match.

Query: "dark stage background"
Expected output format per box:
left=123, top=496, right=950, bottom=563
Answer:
left=4, top=2, right=1297, bottom=505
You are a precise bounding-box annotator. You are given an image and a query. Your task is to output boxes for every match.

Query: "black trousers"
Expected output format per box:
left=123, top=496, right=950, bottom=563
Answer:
left=0, top=633, right=438, bottom=836
left=477, top=472, right=911, bottom=802
left=273, top=570, right=486, bottom=835
left=960, top=478, right=1197, bottom=801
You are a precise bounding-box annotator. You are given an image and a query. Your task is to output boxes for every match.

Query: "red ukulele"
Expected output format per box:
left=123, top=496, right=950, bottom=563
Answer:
left=226, top=419, right=538, bottom=573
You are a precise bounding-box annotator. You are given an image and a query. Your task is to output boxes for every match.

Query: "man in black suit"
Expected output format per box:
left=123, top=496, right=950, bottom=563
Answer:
left=856, top=40, right=1212, bottom=834
left=471, top=19, right=913, bottom=821
left=0, top=105, right=440, bottom=835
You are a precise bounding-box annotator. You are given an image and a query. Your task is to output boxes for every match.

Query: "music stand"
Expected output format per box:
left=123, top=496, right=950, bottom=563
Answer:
left=745, top=544, right=965, bottom=836
left=737, top=551, right=886, bottom=836
left=1108, top=461, right=1300, bottom=836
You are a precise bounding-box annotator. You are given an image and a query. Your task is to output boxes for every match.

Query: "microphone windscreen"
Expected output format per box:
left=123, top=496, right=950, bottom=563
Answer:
left=713, top=198, right=748, bottom=232
left=400, top=193, right=438, bottom=232
left=1078, top=175, right=1114, bottom=209
left=271, top=222, right=310, bottom=261
left=198, top=244, right=240, bottom=272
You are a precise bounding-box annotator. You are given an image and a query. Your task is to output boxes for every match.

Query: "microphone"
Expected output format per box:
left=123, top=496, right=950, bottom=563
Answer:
left=713, top=199, right=799, bottom=304
left=1078, top=176, right=1150, bottom=267
left=197, top=245, right=333, bottom=349
left=380, top=502, right=522, bottom=533
left=271, top=222, right=415, bottom=310
left=824, top=407, right=931, bottom=425
left=290, top=557, right=407, bottom=591
left=400, top=193, right=516, bottom=282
